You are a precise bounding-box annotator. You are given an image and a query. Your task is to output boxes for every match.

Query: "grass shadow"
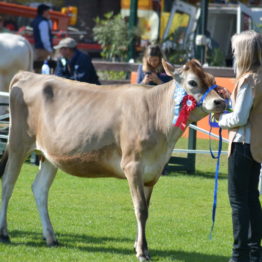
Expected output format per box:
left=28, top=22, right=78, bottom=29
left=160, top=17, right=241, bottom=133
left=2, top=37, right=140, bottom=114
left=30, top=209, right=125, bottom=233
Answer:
left=10, top=229, right=132, bottom=245
left=166, top=170, right=228, bottom=180
left=150, top=249, right=229, bottom=262
left=6, top=230, right=229, bottom=261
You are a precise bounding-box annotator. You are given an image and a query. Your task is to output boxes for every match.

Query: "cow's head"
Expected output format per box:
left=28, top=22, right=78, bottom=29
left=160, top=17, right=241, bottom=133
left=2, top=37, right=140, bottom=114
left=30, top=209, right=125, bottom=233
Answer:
left=162, top=59, right=226, bottom=114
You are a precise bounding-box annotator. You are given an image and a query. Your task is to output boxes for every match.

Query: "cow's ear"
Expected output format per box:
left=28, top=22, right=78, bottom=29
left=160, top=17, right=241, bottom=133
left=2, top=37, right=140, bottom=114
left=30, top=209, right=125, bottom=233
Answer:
left=173, top=69, right=182, bottom=83
left=162, top=59, right=174, bottom=76
left=162, top=59, right=182, bottom=83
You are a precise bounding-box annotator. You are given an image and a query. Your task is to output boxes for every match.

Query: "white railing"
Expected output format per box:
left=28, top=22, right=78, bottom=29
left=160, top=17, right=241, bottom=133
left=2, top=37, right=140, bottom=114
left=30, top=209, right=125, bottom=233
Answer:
left=173, top=124, right=228, bottom=155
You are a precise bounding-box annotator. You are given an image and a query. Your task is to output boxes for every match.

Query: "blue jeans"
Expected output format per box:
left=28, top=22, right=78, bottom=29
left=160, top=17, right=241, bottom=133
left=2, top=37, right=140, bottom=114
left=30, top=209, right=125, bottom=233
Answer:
left=228, top=143, right=261, bottom=262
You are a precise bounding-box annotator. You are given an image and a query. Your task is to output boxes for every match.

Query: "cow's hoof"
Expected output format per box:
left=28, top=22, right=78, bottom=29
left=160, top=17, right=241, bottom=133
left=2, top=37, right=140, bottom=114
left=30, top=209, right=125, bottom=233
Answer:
left=0, top=235, right=11, bottom=244
left=138, top=255, right=151, bottom=261
left=47, top=240, right=59, bottom=247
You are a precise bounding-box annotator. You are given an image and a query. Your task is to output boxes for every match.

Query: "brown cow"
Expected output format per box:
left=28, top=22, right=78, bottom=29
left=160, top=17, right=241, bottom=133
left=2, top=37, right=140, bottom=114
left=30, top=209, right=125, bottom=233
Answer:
left=0, top=60, right=225, bottom=261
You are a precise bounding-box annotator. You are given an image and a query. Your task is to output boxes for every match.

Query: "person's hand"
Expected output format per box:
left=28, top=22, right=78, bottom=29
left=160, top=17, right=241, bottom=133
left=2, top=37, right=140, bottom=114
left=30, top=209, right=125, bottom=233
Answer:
left=148, top=72, right=162, bottom=85
left=142, top=74, right=152, bottom=84
left=213, top=113, right=221, bottom=121
left=215, top=86, right=231, bottom=99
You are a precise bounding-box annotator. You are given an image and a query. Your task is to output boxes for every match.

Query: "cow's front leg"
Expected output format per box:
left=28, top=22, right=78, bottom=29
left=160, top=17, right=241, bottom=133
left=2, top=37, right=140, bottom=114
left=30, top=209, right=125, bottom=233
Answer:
left=134, top=185, right=153, bottom=253
left=123, top=161, right=150, bottom=261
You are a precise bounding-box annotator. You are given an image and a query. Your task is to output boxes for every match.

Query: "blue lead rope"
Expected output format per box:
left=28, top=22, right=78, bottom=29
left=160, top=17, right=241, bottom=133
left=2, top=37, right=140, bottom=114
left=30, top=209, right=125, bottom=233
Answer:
left=172, top=82, right=223, bottom=236
left=208, top=127, right=223, bottom=240
left=197, top=84, right=217, bottom=106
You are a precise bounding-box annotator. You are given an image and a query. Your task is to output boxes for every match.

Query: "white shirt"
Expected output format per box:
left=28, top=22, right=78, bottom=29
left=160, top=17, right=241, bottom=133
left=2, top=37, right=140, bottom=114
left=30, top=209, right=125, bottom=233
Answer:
left=218, top=83, right=253, bottom=143
left=39, top=20, right=52, bottom=52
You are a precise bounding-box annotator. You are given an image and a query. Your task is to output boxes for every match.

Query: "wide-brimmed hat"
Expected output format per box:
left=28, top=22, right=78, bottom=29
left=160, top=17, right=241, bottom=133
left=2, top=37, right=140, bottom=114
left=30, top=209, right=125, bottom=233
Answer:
left=54, top=37, right=77, bottom=49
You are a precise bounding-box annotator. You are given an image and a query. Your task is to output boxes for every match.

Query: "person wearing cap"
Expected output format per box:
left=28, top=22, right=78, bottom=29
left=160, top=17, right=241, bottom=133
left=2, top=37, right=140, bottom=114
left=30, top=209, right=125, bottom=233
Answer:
left=54, top=37, right=100, bottom=85
left=31, top=4, right=53, bottom=61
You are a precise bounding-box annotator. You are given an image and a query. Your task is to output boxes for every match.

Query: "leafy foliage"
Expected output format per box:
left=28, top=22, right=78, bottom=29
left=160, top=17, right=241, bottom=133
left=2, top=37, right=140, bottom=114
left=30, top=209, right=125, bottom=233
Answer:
left=206, top=48, right=226, bottom=67
left=161, top=28, right=193, bottom=65
left=97, top=70, right=127, bottom=81
left=93, top=12, right=138, bottom=61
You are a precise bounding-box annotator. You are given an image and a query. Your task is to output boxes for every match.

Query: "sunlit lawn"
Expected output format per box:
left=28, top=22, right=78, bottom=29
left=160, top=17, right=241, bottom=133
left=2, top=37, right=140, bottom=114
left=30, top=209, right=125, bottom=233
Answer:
left=0, top=138, right=260, bottom=262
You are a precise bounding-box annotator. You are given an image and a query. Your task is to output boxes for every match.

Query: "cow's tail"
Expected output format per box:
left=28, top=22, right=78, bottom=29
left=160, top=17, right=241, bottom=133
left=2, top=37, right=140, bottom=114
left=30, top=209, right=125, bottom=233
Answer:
left=0, top=150, right=8, bottom=179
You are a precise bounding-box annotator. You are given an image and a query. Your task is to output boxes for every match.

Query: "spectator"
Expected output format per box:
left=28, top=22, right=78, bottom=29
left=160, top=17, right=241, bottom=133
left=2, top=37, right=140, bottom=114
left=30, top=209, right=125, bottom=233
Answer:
left=54, top=37, right=100, bottom=85
left=136, top=44, right=172, bottom=175
left=0, top=16, right=9, bottom=33
left=136, top=44, right=172, bottom=85
left=31, top=4, right=53, bottom=61
left=216, top=30, right=262, bottom=262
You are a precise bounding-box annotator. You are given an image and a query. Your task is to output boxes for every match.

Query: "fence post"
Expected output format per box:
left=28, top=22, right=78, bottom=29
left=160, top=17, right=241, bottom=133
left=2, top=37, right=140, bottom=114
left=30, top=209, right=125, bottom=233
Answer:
left=187, top=122, right=197, bottom=173
left=128, top=0, right=138, bottom=60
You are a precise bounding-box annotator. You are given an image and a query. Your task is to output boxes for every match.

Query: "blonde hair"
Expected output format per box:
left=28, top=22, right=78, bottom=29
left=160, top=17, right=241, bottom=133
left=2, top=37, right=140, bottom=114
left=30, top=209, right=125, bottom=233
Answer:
left=232, top=30, right=262, bottom=78
left=142, top=44, right=164, bottom=73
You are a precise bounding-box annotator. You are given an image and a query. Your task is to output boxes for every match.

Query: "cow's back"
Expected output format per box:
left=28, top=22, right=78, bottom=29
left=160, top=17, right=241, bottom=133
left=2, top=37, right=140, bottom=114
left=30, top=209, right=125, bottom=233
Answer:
left=9, top=71, right=163, bottom=180
left=0, top=33, right=33, bottom=70
left=0, top=33, right=33, bottom=95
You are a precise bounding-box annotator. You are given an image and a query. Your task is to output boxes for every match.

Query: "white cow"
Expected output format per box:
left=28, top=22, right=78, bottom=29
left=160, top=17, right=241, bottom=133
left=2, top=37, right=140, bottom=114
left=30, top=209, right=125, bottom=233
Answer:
left=0, top=33, right=33, bottom=114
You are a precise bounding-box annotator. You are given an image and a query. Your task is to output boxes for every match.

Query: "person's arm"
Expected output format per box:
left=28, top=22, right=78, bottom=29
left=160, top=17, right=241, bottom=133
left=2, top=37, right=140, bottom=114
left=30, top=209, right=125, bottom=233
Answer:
left=136, top=65, right=144, bottom=84
left=136, top=65, right=155, bottom=85
left=39, top=20, right=52, bottom=52
left=148, top=73, right=163, bottom=85
left=159, top=73, right=173, bottom=83
left=218, top=82, right=253, bottom=129
left=71, top=55, right=94, bottom=82
left=54, top=58, right=71, bottom=79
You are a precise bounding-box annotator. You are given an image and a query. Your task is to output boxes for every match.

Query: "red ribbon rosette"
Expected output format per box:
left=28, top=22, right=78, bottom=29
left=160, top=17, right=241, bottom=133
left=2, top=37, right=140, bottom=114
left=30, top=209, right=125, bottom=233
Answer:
left=174, top=95, right=197, bottom=131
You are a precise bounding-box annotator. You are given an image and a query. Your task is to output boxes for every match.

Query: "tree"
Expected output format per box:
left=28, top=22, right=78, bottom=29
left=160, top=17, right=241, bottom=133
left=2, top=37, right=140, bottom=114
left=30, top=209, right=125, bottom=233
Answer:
left=93, top=12, right=139, bottom=61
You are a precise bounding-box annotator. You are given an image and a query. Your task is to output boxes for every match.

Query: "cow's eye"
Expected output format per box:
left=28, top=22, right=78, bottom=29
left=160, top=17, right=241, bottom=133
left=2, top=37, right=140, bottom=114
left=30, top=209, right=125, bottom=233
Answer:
left=188, top=80, right=197, bottom=87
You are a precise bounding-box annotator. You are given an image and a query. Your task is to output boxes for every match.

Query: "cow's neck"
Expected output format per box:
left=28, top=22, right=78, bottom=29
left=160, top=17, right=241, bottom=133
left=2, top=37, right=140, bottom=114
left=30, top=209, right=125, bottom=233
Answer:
left=188, top=107, right=208, bottom=123
left=146, top=81, right=175, bottom=133
left=147, top=81, right=208, bottom=148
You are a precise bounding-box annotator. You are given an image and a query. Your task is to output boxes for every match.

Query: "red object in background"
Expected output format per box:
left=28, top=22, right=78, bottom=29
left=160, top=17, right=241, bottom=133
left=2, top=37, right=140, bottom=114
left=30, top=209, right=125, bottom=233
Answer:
left=4, top=22, right=16, bottom=31
left=0, top=2, right=101, bottom=55
left=0, top=1, right=69, bottom=30
left=17, top=26, right=101, bottom=54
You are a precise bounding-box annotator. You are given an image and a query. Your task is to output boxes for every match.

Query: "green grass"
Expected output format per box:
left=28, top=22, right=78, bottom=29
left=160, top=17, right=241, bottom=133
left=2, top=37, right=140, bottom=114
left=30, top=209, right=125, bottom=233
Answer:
left=0, top=138, right=260, bottom=262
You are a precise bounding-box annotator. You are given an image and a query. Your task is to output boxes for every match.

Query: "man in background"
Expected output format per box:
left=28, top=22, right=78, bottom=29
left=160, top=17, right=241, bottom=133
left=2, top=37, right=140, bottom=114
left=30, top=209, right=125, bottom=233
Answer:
left=31, top=4, right=53, bottom=61
left=54, top=37, right=100, bottom=85
left=0, top=16, right=9, bottom=33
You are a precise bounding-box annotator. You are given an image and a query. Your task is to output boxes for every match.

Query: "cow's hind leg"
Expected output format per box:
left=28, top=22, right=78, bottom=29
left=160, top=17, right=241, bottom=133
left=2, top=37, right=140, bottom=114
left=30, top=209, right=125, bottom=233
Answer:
left=32, top=159, right=58, bottom=246
left=0, top=150, right=26, bottom=242
left=123, top=161, right=150, bottom=261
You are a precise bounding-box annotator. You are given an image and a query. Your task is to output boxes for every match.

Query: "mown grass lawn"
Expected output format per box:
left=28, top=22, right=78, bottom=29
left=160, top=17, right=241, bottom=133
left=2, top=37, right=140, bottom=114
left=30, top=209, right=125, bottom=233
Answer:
left=0, top=138, right=260, bottom=262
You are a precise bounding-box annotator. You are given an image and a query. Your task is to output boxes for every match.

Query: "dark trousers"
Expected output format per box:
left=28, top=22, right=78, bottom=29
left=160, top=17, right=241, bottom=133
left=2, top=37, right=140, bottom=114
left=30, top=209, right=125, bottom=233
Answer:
left=228, top=143, right=262, bottom=262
